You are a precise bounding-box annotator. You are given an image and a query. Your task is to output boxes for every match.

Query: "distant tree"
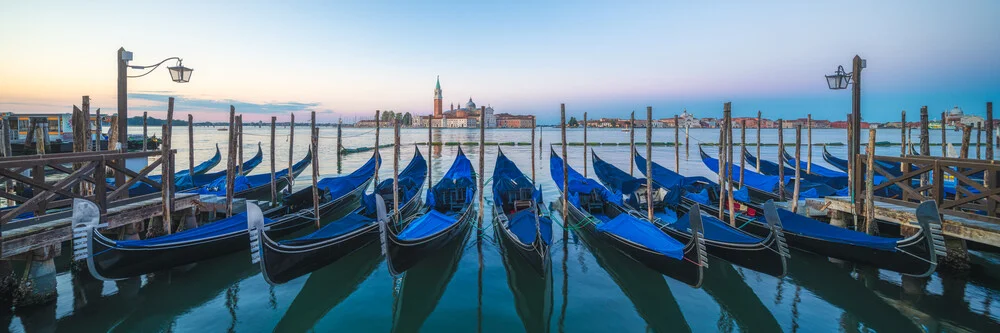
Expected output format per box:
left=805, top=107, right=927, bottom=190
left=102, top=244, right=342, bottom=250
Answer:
left=568, top=117, right=579, bottom=127
left=402, top=112, right=413, bottom=126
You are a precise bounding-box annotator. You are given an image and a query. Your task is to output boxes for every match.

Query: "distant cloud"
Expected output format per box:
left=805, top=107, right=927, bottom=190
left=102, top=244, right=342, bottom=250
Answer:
left=130, top=93, right=321, bottom=114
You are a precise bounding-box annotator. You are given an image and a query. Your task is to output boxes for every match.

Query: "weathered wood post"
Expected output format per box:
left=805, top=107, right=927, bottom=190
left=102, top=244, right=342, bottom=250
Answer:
left=717, top=120, right=726, bottom=219
left=95, top=109, right=102, bottom=152
left=739, top=119, right=746, bottom=188
left=428, top=114, right=433, bottom=187
left=941, top=111, right=948, bottom=157
left=847, top=114, right=855, bottom=199
left=685, top=112, right=690, bottom=158
left=646, top=106, right=653, bottom=222
left=777, top=119, right=785, bottom=199
left=311, top=111, right=320, bottom=229
left=394, top=117, right=401, bottom=223
left=270, top=116, right=277, bottom=203
left=479, top=107, right=486, bottom=224
left=162, top=97, right=175, bottom=233
left=142, top=112, right=148, bottom=152
left=226, top=106, right=236, bottom=217
left=807, top=114, right=812, bottom=174
left=561, top=104, right=568, bottom=220
left=725, top=103, right=736, bottom=226
left=977, top=122, right=982, bottom=159
left=988, top=102, right=994, bottom=159
left=583, top=112, right=588, bottom=177
left=288, top=113, right=295, bottom=186
left=188, top=114, right=194, bottom=178
left=920, top=106, right=930, bottom=194
left=901, top=110, right=907, bottom=158
left=864, top=128, right=878, bottom=235
left=336, top=117, right=343, bottom=157
left=237, top=115, right=244, bottom=175
left=961, top=125, right=972, bottom=159
left=629, top=111, right=635, bottom=176
left=791, top=125, right=802, bottom=213
left=674, top=114, right=680, bottom=172
left=756, top=110, right=762, bottom=171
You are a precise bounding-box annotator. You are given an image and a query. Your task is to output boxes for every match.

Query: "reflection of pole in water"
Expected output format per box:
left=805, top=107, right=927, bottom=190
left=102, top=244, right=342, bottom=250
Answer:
left=773, top=280, right=784, bottom=304
left=790, top=285, right=802, bottom=333
left=477, top=215, right=484, bottom=333
left=559, top=223, right=569, bottom=333
left=225, top=284, right=240, bottom=333
left=269, top=285, right=277, bottom=309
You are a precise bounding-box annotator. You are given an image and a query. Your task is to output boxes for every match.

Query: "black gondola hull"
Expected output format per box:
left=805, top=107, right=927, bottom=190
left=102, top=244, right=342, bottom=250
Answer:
left=493, top=205, right=549, bottom=276
left=659, top=226, right=786, bottom=277
left=385, top=208, right=474, bottom=275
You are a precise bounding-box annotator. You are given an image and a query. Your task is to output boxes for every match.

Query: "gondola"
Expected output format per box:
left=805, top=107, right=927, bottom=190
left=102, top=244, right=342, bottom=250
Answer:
left=492, top=148, right=553, bottom=275
left=188, top=146, right=313, bottom=202
left=253, top=148, right=427, bottom=284
left=820, top=145, right=904, bottom=177
left=742, top=146, right=850, bottom=189
left=496, top=219, right=553, bottom=333
left=127, top=143, right=264, bottom=196
left=701, top=146, right=841, bottom=199
left=593, top=150, right=788, bottom=277
left=73, top=152, right=378, bottom=281
left=380, top=146, right=477, bottom=275
left=550, top=148, right=706, bottom=287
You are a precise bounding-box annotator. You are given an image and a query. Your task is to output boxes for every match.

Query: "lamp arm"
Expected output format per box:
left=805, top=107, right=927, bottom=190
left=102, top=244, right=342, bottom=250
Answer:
left=126, top=57, right=182, bottom=78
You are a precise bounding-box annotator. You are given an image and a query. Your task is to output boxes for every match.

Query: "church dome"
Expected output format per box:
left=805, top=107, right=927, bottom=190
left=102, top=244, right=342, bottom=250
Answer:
left=466, top=98, right=476, bottom=110
left=949, top=106, right=963, bottom=116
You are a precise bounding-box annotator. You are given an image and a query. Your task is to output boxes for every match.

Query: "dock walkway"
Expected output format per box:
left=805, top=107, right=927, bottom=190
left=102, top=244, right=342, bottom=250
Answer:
left=819, top=196, right=1000, bottom=246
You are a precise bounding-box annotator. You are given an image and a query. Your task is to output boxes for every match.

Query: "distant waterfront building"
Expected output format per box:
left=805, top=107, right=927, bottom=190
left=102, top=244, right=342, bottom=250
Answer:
left=944, top=106, right=984, bottom=128
left=495, top=113, right=535, bottom=128
left=417, top=76, right=542, bottom=128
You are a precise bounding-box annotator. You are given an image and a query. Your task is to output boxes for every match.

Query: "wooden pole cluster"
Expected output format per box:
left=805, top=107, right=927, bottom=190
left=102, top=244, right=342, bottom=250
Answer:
left=479, top=106, right=486, bottom=224
left=739, top=120, right=746, bottom=188
left=674, top=114, right=680, bottom=172
left=629, top=111, right=635, bottom=176
left=756, top=110, right=762, bottom=171
left=941, top=111, right=948, bottom=157
left=161, top=97, right=175, bottom=233
left=583, top=112, right=588, bottom=177
left=807, top=114, right=812, bottom=174
left=270, top=116, right=277, bottom=203
left=311, top=111, right=320, bottom=229
left=142, top=112, right=148, bottom=152
left=646, top=106, right=653, bottom=222
left=791, top=125, right=802, bottom=213
left=225, top=106, right=236, bottom=217
left=561, top=104, right=568, bottom=221
left=777, top=119, right=785, bottom=199
left=288, top=113, right=295, bottom=186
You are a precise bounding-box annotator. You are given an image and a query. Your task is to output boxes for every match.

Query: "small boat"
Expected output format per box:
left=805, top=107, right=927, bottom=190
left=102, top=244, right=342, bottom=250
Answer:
left=217, top=128, right=228, bottom=131
left=593, top=150, right=788, bottom=277
left=492, top=148, right=553, bottom=275
left=252, top=148, right=427, bottom=284
left=742, top=147, right=849, bottom=190
left=187, top=146, right=313, bottom=202
left=820, top=145, right=903, bottom=177
left=550, top=148, right=706, bottom=287
left=380, top=146, right=477, bottom=275
left=74, top=152, right=378, bottom=281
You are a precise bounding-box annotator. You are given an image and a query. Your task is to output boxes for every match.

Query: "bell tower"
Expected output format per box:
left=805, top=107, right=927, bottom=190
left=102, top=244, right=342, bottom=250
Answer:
left=433, top=76, right=443, bottom=117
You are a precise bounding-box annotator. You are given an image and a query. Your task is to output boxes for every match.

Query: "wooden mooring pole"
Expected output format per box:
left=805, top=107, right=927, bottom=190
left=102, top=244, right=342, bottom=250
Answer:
left=311, top=111, right=319, bottom=229
left=901, top=110, right=907, bottom=158
left=725, top=103, right=736, bottom=226
left=807, top=114, right=812, bottom=174
left=941, top=111, right=948, bottom=157
left=961, top=125, right=972, bottom=159
left=394, top=117, right=401, bottom=223
left=226, top=106, right=236, bottom=217
left=188, top=114, right=194, bottom=178
left=288, top=113, right=295, bottom=186
left=920, top=106, right=930, bottom=194
left=531, top=117, right=536, bottom=183
left=739, top=119, right=746, bottom=188
left=646, top=106, right=653, bottom=222
left=777, top=119, right=785, bottom=199
left=95, top=109, right=102, bottom=152
left=987, top=102, right=994, bottom=160
left=629, top=111, right=635, bottom=176
left=162, top=98, right=174, bottom=233
left=717, top=120, right=725, bottom=219
left=374, top=110, right=380, bottom=185
left=561, top=104, right=568, bottom=221
left=237, top=116, right=244, bottom=175
left=428, top=114, right=433, bottom=187
left=583, top=112, right=588, bottom=177
left=142, top=112, right=148, bottom=152
left=479, top=107, right=485, bottom=224
left=674, top=114, right=680, bottom=172
left=977, top=122, right=982, bottom=159
left=756, top=110, right=762, bottom=171
left=270, top=116, right=277, bottom=203
left=792, top=125, right=802, bottom=213
left=864, top=128, right=878, bottom=235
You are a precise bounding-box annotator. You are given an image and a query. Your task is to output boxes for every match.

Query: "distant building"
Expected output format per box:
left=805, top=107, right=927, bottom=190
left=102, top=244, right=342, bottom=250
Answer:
left=417, top=77, right=497, bottom=128
left=495, top=114, right=535, bottom=128
left=944, top=106, right=985, bottom=128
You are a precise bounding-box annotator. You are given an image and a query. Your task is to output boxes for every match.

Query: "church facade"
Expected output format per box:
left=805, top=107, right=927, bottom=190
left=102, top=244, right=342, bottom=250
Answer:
left=417, top=77, right=496, bottom=128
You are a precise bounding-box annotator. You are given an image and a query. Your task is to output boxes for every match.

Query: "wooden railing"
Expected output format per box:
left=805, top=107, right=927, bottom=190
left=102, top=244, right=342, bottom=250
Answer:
left=856, top=154, right=1000, bottom=218
left=0, top=149, right=174, bottom=225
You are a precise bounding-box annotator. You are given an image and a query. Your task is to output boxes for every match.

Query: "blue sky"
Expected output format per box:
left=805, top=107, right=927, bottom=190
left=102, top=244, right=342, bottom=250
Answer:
left=1, top=1, right=998, bottom=123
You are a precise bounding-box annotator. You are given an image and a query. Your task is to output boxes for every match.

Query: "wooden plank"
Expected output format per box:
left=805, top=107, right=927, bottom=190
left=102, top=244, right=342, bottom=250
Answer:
left=823, top=196, right=1000, bottom=245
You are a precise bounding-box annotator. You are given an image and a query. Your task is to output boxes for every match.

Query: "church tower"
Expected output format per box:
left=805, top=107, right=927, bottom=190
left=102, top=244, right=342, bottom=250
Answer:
left=433, top=76, right=443, bottom=117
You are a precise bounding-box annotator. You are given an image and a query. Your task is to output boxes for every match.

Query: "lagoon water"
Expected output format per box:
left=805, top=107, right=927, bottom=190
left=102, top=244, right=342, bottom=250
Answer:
left=5, top=126, right=1000, bottom=332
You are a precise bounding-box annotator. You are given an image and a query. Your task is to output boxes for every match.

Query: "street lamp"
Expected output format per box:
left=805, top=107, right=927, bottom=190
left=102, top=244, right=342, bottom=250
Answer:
left=825, top=55, right=866, bottom=231
left=116, top=47, right=192, bottom=196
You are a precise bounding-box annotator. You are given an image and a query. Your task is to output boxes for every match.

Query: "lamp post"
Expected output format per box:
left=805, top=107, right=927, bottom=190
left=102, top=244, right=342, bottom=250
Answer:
left=116, top=47, right=192, bottom=195
left=826, top=55, right=865, bottom=229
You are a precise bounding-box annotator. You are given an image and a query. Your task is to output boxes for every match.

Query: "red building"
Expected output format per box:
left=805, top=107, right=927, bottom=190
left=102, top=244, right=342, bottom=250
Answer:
left=495, top=114, right=535, bottom=128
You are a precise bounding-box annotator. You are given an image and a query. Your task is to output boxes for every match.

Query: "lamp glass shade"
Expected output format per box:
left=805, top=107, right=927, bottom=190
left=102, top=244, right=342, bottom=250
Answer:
left=168, top=66, right=193, bottom=83
left=825, top=74, right=840, bottom=90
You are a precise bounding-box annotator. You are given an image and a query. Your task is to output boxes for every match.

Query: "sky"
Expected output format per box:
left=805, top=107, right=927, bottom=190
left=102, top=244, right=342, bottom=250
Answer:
left=1, top=0, right=999, bottom=124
